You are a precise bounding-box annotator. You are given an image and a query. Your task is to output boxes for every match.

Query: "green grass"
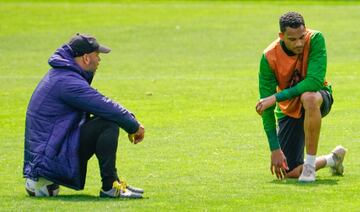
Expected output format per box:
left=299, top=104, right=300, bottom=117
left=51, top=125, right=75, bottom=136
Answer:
left=1, top=1, right=360, bottom=211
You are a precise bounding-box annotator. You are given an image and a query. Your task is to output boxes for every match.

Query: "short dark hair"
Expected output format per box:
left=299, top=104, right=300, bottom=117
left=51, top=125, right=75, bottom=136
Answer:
left=279, top=12, right=305, bottom=33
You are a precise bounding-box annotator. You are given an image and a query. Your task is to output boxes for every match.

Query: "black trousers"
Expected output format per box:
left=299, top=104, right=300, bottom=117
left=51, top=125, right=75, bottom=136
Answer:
left=79, top=117, right=119, bottom=190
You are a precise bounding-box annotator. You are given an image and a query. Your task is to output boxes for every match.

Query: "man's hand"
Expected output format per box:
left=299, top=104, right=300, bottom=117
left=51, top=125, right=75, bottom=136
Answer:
left=270, top=149, right=289, bottom=180
left=255, top=95, right=276, bottom=115
left=128, top=124, right=145, bottom=144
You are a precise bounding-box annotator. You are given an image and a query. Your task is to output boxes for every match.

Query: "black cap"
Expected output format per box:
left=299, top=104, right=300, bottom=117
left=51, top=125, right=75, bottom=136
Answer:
left=68, top=33, right=111, bottom=57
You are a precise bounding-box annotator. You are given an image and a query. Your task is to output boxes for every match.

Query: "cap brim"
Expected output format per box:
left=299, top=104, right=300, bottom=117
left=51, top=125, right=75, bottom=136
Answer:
left=97, top=45, right=111, bottom=54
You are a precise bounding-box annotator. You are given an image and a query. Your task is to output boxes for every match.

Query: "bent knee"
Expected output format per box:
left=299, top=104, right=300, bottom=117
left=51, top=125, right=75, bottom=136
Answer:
left=301, top=92, right=322, bottom=110
left=98, top=118, right=119, bottom=132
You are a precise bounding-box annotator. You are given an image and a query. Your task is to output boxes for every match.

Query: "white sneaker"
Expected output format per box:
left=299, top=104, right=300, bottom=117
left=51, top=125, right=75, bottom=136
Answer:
left=330, top=145, right=347, bottom=176
left=299, top=164, right=316, bottom=182
left=99, top=181, right=142, bottom=199
left=126, top=184, right=144, bottom=194
left=25, top=178, right=60, bottom=197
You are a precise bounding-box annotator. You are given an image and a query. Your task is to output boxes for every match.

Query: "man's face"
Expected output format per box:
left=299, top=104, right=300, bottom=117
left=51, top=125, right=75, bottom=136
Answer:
left=84, top=52, right=101, bottom=72
left=279, top=25, right=306, bottom=55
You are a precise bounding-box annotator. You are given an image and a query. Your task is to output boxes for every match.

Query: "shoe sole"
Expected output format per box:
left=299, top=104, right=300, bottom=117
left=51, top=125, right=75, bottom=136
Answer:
left=298, top=178, right=316, bottom=183
left=331, top=146, right=347, bottom=175
left=99, top=192, right=143, bottom=199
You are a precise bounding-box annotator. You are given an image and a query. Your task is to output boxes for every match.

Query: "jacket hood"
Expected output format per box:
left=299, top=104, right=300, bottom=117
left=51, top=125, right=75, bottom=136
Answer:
left=48, top=44, right=94, bottom=83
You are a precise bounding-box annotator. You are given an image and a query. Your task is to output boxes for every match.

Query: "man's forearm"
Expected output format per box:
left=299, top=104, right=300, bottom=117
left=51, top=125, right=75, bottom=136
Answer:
left=261, top=106, right=280, bottom=151
left=274, top=76, right=324, bottom=102
left=265, top=129, right=280, bottom=151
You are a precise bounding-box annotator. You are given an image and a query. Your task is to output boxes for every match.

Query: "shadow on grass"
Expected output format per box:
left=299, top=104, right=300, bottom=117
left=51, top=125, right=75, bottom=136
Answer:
left=269, top=177, right=340, bottom=186
left=30, top=194, right=148, bottom=202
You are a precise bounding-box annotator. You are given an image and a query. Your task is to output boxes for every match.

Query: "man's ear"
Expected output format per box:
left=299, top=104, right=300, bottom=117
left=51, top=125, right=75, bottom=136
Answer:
left=82, top=54, right=90, bottom=65
left=279, top=32, right=284, bottom=40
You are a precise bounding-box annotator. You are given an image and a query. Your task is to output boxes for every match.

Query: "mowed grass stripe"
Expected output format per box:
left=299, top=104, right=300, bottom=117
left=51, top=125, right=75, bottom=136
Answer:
left=0, top=1, right=359, bottom=211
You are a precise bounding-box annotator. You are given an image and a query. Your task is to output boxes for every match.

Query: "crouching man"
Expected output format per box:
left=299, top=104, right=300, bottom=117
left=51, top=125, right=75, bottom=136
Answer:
left=24, top=33, right=145, bottom=198
left=256, top=12, right=347, bottom=182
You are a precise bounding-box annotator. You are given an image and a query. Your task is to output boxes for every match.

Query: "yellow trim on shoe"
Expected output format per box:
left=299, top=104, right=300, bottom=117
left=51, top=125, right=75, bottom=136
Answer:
left=113, top=180, right=127, bottom=196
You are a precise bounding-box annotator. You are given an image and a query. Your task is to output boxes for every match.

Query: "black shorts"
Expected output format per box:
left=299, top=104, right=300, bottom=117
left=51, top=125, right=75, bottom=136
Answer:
left=277, top=90, right=333, bottom=172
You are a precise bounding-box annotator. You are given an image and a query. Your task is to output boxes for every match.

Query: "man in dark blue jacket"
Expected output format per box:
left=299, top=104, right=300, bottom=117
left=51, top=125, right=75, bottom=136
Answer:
left=24, top=33, right=145, bottom=198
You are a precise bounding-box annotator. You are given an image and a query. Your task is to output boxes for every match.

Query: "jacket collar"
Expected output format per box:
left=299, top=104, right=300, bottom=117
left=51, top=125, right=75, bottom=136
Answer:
left=48, top=44, right=94, bottom=84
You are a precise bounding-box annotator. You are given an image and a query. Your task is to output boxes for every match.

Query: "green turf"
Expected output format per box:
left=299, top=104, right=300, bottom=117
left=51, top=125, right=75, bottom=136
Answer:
left=1, top=1, right=359, bottom=211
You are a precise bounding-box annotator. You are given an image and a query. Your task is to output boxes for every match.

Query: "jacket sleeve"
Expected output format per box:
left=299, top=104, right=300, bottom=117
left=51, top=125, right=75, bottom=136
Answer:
left=58, top=77, right=140, bottom=134
left=259, top=54, right=280, bottom=151
left=275, top=32, right=327, bottom=101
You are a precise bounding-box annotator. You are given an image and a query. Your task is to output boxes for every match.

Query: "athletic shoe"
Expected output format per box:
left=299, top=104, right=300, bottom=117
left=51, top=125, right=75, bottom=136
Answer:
left=330, top=145, right=347, bottom=176
left=100, top=181, right=142, bottom=199
left=25, top=178, right=60, bottom=197
left=298, top=164, right=316, bottom=182
left=125, top=183, right=144, bottom=194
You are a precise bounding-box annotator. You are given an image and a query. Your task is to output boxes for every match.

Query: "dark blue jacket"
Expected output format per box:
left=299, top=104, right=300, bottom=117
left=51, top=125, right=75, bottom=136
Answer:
left=23, top=45, right=140, bottom=190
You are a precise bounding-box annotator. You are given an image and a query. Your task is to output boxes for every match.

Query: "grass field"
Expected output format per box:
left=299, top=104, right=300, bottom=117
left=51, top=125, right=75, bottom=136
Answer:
left=1, top=0, right=360, bottom=211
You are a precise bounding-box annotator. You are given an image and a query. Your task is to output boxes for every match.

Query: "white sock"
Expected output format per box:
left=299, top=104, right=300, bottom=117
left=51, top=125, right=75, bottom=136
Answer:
left=325, top=153, right=335, bottom=167
left=304, top=154, right=316, bottom=167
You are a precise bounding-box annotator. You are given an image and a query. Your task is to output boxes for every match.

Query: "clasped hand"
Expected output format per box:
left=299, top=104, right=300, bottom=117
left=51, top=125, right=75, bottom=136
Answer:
left=255, top=95, right=276, bottom=115
left=128, top=124, right=145, bottom=144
